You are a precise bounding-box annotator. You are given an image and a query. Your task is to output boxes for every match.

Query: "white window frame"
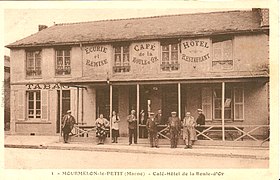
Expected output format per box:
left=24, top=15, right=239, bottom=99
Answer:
left=113, top=45, right=130, bottom=73
left=55, top=49, right=71, bottom=76
left=26, top=50, right=42, bottom=77
left=160, top=43, right=179, bottom=71
left=27, top=91, right=41, bottom=120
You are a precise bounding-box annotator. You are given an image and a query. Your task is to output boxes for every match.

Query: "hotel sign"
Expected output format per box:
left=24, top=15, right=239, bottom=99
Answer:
left=181, top=39, right=211, bottom=63
left=131, top=42, right=159, bottom=65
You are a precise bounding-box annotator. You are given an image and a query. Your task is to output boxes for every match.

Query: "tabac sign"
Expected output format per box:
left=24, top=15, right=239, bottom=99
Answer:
left=83, top=45, right=110, bottom=75
left=131, top=41, right=159, bottom=65
left=181, top=39, right=211, bottom=63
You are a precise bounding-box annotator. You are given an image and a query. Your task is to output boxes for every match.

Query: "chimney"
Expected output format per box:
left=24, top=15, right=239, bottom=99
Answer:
left=38, top=25, right=48, bottom=31
left=252, top=8, right=269, bottom=28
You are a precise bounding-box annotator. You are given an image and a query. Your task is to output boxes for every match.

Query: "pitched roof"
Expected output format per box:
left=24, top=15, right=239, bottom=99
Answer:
left=6, top=10, right=264, bottom=48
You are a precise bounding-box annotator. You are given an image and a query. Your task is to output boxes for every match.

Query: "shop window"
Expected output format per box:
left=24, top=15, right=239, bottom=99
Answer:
left=113, top=45, right=130, bottom=73
left=212, top=36, right=233, bottom=71
left=213, top=88, right=233, bottom=120
left=160, top=42, right=179, bottom=71
left=27, top=91, right=41, bottom=119
left=201, top=87, right=244, bottom=121
left=26, top=50, right=42, bottom=77
left=55, top=49, right=71, bottom=75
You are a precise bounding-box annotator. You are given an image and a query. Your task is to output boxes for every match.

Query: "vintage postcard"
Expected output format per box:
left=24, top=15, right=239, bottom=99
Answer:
left=1, top=0, right=279, bottom=180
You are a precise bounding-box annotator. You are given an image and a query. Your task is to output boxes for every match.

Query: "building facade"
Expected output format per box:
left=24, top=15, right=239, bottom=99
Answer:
left=4, top=55, right=10, bottom=131
left=6, top=9, right=269, bottom=143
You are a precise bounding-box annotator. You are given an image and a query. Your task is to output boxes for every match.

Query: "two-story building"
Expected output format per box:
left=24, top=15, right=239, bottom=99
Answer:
left=6, top=9, right=269, bottom=144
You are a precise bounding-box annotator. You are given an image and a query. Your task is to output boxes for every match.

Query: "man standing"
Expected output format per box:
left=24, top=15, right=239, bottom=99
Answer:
left=127, top=109, right=137, bottom=145
left=146, top=112, right=159, bottom=148
left=61, top=110, right=76, bottom=143
left=196, top=109, right=206, bottom=140
left=155, top=109, right=163, bottom=125
left=167, top=111, right=181, bottom=148
left=182, top=112, right=197, bottom=149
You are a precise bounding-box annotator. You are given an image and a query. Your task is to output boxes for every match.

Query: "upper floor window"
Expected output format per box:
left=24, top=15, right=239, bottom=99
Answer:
left=113, top=45, right=130, bottom=73
left=212, top=36, right=233, bottom=71
left=26, top=50, right=42, bottom=77
left=161, top=41, right=179, bottom=71
left=56, top=49, right=71, bottom=75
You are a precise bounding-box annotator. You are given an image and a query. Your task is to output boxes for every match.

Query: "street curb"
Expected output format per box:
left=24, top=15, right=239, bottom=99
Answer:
left=4, top=144, right=269, bottom=160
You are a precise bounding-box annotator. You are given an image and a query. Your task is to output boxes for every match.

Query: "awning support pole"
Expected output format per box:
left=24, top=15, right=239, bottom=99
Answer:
left=136, top=84, right=140, bottom=139
left=178, top=83, right=181, bottom=119
left=222, top=82, right=225, bottom=141
left=109, top=84, right=113, bottom=141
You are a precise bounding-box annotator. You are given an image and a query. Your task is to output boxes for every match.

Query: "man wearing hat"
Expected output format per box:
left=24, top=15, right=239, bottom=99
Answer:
left=146, top=112, right=159, bottom=148
left=127, top=109, right=137, bottom=145
left=182, top=112, right=197, bottom=149
left=61, top=110, right=76, bottom=143
left=167, top=111, right=181, bottom=148
left=196, top=109, right=206, bottom=140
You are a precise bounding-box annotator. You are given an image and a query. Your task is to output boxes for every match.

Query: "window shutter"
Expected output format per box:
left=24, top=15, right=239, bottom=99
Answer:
left=41, top=90, right=49, bottom=121
left=202, top=88, right=212, bottom=121
left=223, top=40, right=233, bottom=60
left=16, top=90, right=25, bottom=121
left=213, top=42, right=222, bottom=61
left=234, top=88, right=244, bottom=120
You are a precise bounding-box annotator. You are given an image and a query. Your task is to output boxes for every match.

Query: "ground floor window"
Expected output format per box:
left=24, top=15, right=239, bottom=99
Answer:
left=27, top=91, right=41, bottom=119
left=202, top=87, right=244, bottom=121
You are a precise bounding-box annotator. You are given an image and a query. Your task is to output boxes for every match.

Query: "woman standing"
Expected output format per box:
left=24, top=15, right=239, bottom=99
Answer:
left=182, top=112, right=197, bottom=149
left=111, top=111, right=120, bottom=143
left=96, top=114, right=109, bottom=145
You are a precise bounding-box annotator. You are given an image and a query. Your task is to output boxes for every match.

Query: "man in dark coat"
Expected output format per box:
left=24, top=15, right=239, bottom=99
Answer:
left=146, top=112, right=159, bottom=148
left=61, top=110, right=76, bottom=143
left=196, top=109, right=206, bottom=140
left=127, top=110, right=137, bottom=145
left=167, top=111, right=181, bottom=148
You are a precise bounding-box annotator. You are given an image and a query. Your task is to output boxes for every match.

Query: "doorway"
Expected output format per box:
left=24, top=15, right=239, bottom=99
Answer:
left=56, top=90, right=71, bottom=133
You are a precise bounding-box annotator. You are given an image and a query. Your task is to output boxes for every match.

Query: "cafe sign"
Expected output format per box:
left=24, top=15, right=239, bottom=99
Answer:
left=181, top=39, right=211, bottom=63
left=131, top=41, right=159, bottom=65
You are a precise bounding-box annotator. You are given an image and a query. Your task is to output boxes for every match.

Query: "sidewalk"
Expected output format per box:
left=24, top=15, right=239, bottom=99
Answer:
left=4, top=135, right=269, bottom=160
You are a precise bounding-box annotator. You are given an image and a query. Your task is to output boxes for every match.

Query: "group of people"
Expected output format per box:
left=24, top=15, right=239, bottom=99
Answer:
left=61, top=108, right=206, bottom=149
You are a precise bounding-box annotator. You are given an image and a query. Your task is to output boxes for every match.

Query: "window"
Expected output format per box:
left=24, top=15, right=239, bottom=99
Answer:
left=202, top=88, right=212, bottom=120
left=113, top=45, right=130, bottom=73
left=201, top=87, right=244, bottom=121
left=161, top=42, right=179, bottom=71
left=234, top=88, right=244, bottom=120
left=27, top=91, right=41, bottom=119
left=213, top=88, right=232, bottom=120
left=212, top=36, right=233, bottom=70
left=26, top=50, right=42, bottom=77
left=56, top=49, right=71, bottom=75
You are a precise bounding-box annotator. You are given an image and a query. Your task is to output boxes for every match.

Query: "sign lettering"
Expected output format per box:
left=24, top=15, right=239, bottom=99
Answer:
left=25, top=83, right=69, bottom=90
left=131, top=42, right=159, bottom=66
left=181, top=39, right=211, bottom=63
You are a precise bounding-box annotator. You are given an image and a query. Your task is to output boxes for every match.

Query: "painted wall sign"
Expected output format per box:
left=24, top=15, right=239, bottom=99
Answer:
left=83, top=45, right=111, bottom=76
left=84, top=45, right=109, bottom=68
left=181, top=39, right=211, bottom=63
left=26, top=83, right=69, bottom=90
left=131, top=42, right=159, bottom=65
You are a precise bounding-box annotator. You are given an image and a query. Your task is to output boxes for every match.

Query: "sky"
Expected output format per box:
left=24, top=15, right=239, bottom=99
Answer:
left=4, top=8, right=248, bottom=56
